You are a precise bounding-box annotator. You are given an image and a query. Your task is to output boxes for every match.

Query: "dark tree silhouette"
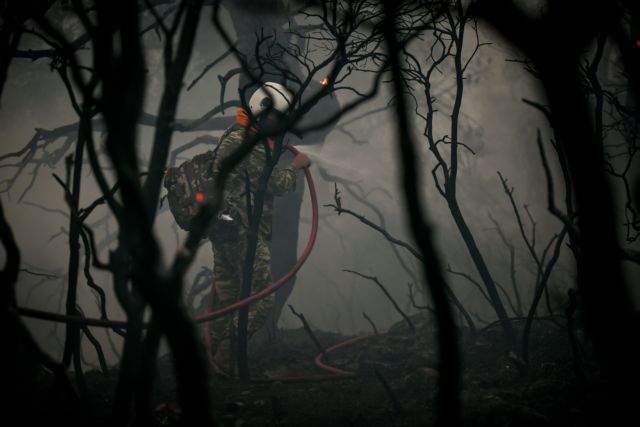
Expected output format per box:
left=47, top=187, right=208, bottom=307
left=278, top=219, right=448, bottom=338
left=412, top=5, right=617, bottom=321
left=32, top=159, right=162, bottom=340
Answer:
left=472, top=0, right=640, bottom=420
left=399, top=0, right=516, bottom=348
left=381, top=1, right=461, bottom=425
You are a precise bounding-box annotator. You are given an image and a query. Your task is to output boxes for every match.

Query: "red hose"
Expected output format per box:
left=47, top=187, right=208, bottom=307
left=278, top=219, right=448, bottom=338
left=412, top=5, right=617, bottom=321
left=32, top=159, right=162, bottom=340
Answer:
left=252, top=333, right=384, bottom=381
left=313, top=334, right=377, bottom=377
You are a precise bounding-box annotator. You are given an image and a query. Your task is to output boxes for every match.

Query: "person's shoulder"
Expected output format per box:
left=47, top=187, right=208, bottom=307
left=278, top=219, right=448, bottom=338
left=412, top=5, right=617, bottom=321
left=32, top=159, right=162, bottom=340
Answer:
left=220, top=124, right=247, bottom=147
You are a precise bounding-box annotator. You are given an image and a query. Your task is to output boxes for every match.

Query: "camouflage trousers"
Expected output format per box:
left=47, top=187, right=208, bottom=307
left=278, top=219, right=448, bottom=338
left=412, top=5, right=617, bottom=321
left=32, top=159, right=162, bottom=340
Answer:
left=208, top=233, right=274, bottom=369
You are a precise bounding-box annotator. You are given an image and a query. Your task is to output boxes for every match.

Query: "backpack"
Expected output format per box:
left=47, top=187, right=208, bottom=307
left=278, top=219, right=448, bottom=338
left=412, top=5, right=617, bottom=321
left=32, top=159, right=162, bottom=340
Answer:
left=163, top=150, right=218, bottom=231
left=163, top=125, right=244, bottom=232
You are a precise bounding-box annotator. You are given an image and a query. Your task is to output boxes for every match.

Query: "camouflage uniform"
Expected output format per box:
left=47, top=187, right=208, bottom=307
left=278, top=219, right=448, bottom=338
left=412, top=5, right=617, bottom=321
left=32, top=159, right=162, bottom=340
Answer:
left=208, top=119, right=297, bottom=368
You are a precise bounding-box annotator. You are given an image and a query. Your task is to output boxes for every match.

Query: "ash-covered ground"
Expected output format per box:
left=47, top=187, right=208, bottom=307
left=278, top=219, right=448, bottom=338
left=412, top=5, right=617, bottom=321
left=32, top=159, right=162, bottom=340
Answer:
left=62, top=312, right=611, bottom=426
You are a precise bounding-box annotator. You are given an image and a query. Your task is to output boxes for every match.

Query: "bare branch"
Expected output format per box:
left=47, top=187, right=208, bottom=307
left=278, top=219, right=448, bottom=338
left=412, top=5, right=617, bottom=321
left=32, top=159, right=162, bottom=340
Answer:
left=288, top=304, right=326, bottom=357
left=344, top=269, right=416, bottom=334
left=362, top=311, right=379, bottom=335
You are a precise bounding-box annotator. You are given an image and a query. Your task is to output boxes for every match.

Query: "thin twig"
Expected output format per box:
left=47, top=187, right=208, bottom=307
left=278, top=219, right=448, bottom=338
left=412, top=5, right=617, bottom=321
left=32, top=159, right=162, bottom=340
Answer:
left=362, top=311, right=379, bottom=335
left=326, top=183, right=424, bottom=262
left=288, top=304, right=326, bottom=357
left=374, top=367, right=403, bottom=415
left=344, top=269, right=416, bottom=334
left=19, top=268, right=58, bottom=279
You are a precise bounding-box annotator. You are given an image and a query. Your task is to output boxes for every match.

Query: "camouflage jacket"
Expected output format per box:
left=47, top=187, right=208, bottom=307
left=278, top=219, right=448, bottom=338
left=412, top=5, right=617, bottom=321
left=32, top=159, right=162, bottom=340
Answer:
left=212, top=124, right=297, bottom=240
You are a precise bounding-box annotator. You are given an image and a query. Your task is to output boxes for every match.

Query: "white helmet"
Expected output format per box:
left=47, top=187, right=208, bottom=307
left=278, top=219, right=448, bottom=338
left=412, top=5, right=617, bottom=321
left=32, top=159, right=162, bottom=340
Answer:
left=248, top=82, right=294, bottom=117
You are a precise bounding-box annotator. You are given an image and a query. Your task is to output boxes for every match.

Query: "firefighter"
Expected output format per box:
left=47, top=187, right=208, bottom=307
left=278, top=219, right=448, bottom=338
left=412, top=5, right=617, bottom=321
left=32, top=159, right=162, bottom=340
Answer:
left=208, top=82, right=310, bottom=374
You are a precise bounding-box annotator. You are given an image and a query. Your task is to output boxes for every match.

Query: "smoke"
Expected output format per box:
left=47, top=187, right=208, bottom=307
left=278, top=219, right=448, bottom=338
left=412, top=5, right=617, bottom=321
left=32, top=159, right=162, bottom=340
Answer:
left=1, top=4, right=634, bottom=372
